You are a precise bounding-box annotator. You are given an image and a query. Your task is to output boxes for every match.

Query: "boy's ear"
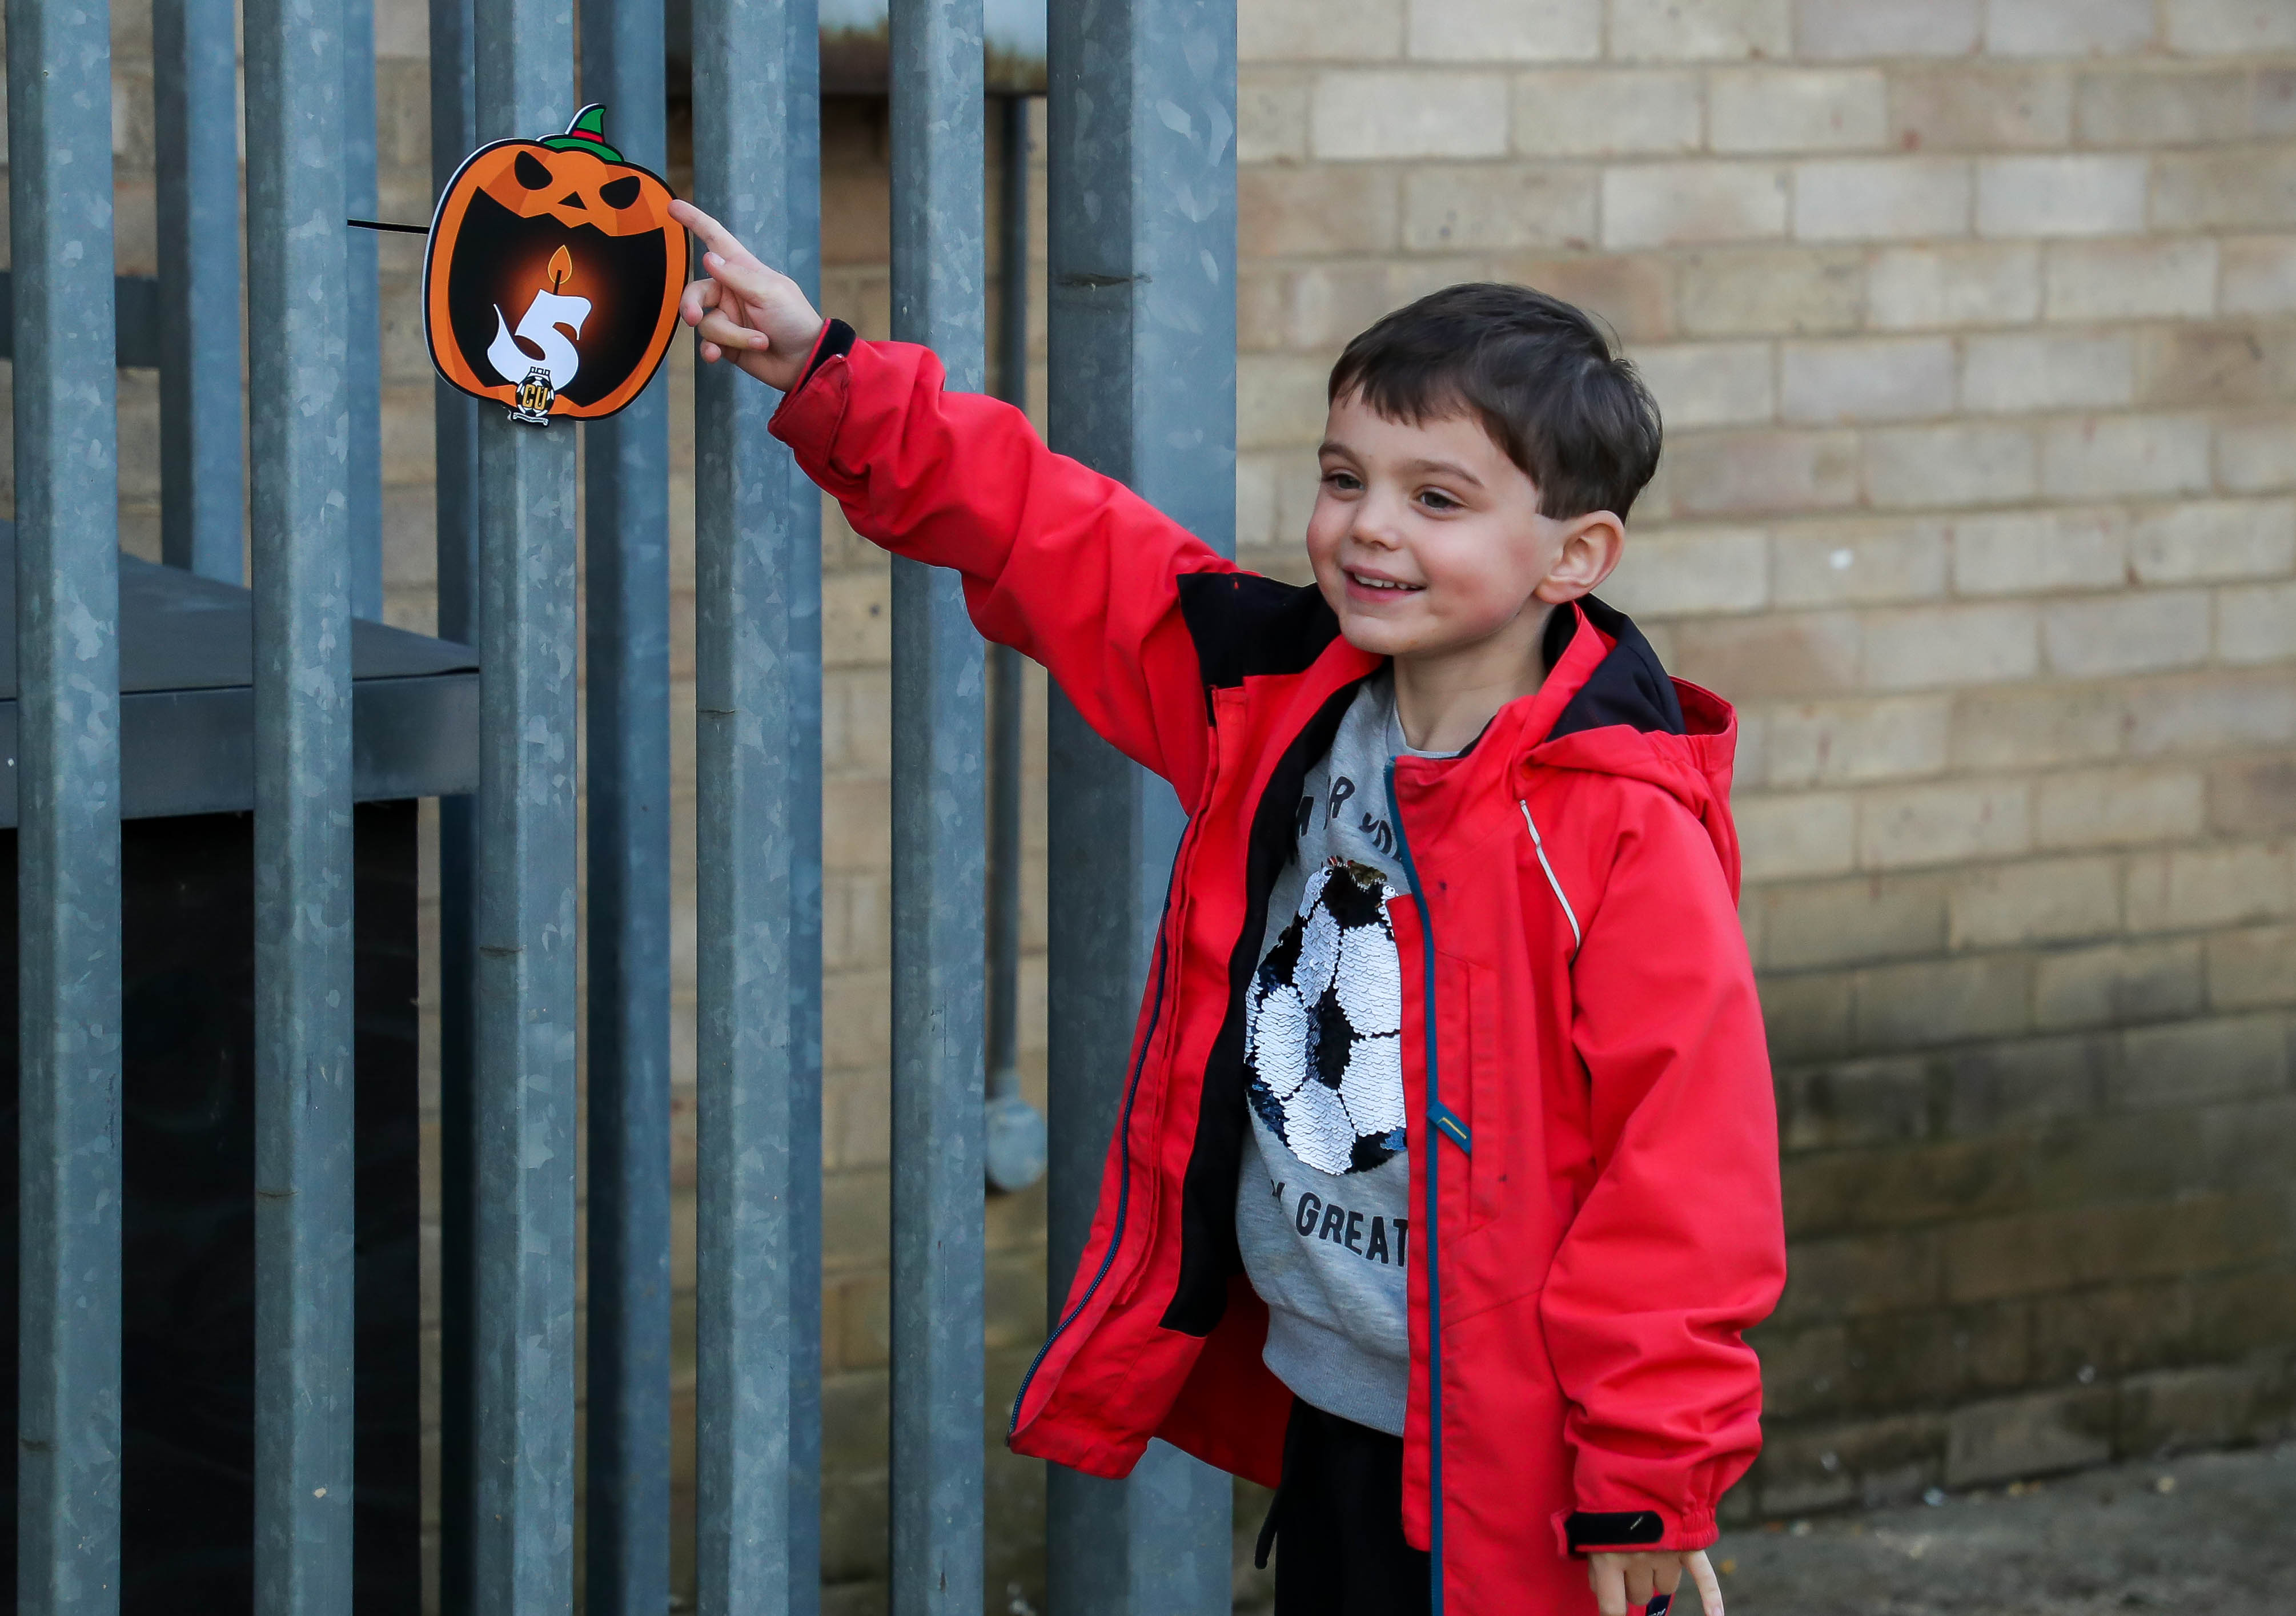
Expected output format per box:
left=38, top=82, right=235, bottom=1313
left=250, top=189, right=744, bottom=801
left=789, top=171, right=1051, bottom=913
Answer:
left=1533, top=510, right=1625, bottom=605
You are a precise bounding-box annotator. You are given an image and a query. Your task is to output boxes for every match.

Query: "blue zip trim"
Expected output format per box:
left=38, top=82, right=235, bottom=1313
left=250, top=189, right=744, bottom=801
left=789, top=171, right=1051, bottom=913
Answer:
left=1386, top=761, right=1446, bottom=1614
left=1428, top=1102, right=1471, bottom=1154
left=1007, top=927, right=1170, bottom=1440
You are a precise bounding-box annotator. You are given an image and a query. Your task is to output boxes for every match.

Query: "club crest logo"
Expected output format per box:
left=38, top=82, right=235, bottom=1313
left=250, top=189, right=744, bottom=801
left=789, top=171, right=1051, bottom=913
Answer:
left=1244, top=859, right=1408, bottom=1177
left=423, top=104, right=688, bottom=425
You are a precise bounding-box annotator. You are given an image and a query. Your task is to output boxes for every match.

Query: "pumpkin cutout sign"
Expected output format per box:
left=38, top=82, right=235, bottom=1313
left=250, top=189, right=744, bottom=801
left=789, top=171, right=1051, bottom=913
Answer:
left=424, top=104, right=687, bottom=425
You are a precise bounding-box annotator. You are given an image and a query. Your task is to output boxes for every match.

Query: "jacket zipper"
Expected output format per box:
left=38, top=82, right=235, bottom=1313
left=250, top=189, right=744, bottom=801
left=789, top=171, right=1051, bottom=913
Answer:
left=1386, top=761, right=1448, bottom=1614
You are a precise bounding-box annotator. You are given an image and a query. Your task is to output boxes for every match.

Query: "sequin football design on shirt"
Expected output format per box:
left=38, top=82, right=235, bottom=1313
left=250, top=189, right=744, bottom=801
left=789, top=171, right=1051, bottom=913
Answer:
left=1243, top=858, right=1408, bottom=1176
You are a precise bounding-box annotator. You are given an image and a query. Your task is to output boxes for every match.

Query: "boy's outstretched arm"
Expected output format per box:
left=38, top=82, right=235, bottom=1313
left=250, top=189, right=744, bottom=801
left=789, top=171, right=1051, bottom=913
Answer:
left=672, top=200, right=1235, bottom=802
left=1539, top=790, right=1786, bottom=1570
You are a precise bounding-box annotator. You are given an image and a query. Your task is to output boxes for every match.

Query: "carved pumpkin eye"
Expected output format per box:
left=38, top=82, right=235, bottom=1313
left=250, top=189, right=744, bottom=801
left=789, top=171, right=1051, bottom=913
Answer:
left=600, top=176, right=642, bottom=209
left=515, top=151, right=553, bottom=188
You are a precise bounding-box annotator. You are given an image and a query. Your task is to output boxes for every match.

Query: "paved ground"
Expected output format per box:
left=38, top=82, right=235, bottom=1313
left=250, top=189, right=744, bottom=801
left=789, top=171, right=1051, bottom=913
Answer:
left=1232, top=1441, right=2296, bottom=1613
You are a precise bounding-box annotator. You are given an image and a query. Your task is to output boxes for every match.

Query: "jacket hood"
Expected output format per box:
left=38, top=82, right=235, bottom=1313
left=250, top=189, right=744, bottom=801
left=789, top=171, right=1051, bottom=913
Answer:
left=1515, top=597, right=1743, bottom=897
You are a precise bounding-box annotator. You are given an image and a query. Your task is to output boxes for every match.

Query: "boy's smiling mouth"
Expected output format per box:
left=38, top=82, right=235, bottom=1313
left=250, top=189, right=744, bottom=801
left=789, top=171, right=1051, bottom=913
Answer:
left=1345, top=568, right=1423, bottom=594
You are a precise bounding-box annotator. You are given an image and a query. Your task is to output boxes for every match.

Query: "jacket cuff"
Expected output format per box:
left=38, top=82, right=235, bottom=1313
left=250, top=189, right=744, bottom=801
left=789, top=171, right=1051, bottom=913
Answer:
left=1552, top=1507, right=1718, bottom=1557
left=794, top=317, right=855, bottom=391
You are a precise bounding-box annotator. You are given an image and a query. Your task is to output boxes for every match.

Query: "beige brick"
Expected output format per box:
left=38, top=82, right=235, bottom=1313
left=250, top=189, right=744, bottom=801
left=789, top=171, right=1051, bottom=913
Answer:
left=1864, top=424, right=2039, bottom=510
left=2216, top=579, right=2296, bottom=664
left=2130, top=499, right=2296, bottom=584
left=1239, top=75, right=1312, bottom=164
left=1961, top=333, right=2133, bottom=415
left=1950, top=508, right=2129, bottom=596
left=1853, top=955, right=2032, bottom=1049
left=824, top=570, right=893, bottom=669
left=1668, top=609, right=1864, bottom=697
left=1794, top=158, right=1972, bottom=243
left=1678, top=246, right=1866, bottom=336
left=1772, top=518, right=1950, bottom=606
left=1238, top=165, right=1401, bottom=256
left=1860, top=780, right=2031, bottom=869
left=2217, top=417, right=2296, bottom=494
left=1763, top=695, right=1952, bottom=786
left=1604, top=526, right=1770, bottom=616
left=2207, top=924, right=2296, bottom=1010
left=1797, top=0, right=1982, bottom=58
left=1631, top=342, right=1777, bottom=427
left=1886, top=65, right=2073, bottom=152
left=1781, top=337, right=1956, bottom=424
left=1737, top=790, right=1860, bottom=880
left=2219, top=236, right=2296, bottom=315
left=2164, top=0, right=2296, bottom=52
left=1602, top=162, right=1789, bottom=250
left=1948, top=856, right=2122, bottom=950
left=2041, top=416, right=2213, bottom=500
left=1990, top=0, right=2157, bottom=56
left=2043, top=238, right=2218, bottom=321
left=2075, top=68, right=2251, bottom=147
left=1976, top=155, right=2149, bottom=240
left=1241, top=0, right=1404, bottom=60
left=2124, top=670, right=2296, bottom=755
left=1408, top=0, right=1602, bottom=59
left=2136, top=325, right=2296, bottom=409
left=2207, top=753, right=2296, bottom=835
left=1498, top=252, right=1677, bottom=339
left=1664, top=427, right=1861, bottom=514
left=1609, top=0, right=1793, bottom=60
left=2036, top=939, right=2205, bottom=1032
left=1402, top=164, right=1599, bottom=250
left=2150, top=148, right=2296, bottom=231
left=1309, top=71, right=1511, bottom=160
left=2125, top=843, right=2296, bottom=932
left=1511, top=69, right=1703, bottom=156
left=1952, top=685, right=2127, bottom=771
left=1753, top=874, right=1946, bottom=968
left=2265, top=67, right=2296, bottom=135
left=2034, top=766, right=2208, bottom=850
left=1235, top=452, right=1283, bottom=550
left=1863, top=601, right=2041, bottom=689
left=1710, top=68, right=1887, bottom=154
left=2043, top=589, right=2214, bottom=677
left=1866, top=244, right=2042, bottom=331
left=1237, top=352, right=1336, bottom=449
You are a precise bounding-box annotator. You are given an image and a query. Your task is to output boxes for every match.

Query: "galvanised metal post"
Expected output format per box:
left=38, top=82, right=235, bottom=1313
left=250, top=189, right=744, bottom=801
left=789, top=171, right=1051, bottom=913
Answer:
left=888, top=1, right=986, bottom=1610
left=243, top=0, right=358, bottom=1607
left=344, top=0, right=386, bottom=621
left=470, top=2, right=581, bottom=1607
left=1044, top=0, right=1238, bottom=1607
left=425, top=0, right=480, bottom=1605
left=576, top=4, right=674, bottom=1609
left=689, top=0, right=824, bottom=1609
left=152, top=0, right=247, bottom=584
left=7, top=1, right=125, bottom=1609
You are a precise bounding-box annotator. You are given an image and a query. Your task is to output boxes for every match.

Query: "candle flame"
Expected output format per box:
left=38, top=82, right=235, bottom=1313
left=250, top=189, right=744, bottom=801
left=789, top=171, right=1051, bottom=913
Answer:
left=548, top=246, right=573, bottom=292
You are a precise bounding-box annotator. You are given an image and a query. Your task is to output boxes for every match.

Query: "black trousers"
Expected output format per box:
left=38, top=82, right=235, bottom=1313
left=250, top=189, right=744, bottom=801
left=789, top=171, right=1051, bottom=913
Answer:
left=1257, top=1400, right=1432, bottom=1616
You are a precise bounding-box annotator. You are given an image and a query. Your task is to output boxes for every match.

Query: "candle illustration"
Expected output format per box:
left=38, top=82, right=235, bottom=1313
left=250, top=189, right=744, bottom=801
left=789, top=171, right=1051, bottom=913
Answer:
left=488, top=245, right=592, bottom=421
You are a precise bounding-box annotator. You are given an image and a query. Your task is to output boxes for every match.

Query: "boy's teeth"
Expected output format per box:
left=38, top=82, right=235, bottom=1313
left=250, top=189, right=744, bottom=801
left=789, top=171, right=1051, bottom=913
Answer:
left=1354, top=573, right=1414, bottom=590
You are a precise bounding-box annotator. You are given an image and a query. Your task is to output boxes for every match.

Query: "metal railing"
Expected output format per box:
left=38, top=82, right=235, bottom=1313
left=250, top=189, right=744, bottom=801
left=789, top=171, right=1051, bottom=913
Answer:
left=7, top=0, right=1235, bottom=1609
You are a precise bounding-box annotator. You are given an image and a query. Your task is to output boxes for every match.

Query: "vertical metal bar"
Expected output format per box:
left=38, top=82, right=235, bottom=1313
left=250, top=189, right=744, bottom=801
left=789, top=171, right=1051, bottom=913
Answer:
left=576, top=9, right=673, bottom=1611
left=7, top=1, right=123, bottom=1610
left=1043, top=0, right=1237, bottom=1607
left=888, top=1, right=986, bottom=1611
left=244, top=0, right=358, bottom=1607
left=426, top=0, right=480, bottom=1605
left=469, top=6, right=580, bottom=1610
left=689, top=0, right=824, bottom=1609
left=153, top=0, right=248, bottom=584
left=982, top=93, right=1043, bottom=1196
left=343, top=0, right=385, bottom=620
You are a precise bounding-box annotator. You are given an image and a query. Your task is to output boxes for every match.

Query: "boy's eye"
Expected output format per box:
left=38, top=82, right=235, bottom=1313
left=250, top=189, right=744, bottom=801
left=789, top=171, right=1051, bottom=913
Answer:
left=1322, top=469, right=1362, bottom=492
left=1418, top=488, right=1460, bottom=512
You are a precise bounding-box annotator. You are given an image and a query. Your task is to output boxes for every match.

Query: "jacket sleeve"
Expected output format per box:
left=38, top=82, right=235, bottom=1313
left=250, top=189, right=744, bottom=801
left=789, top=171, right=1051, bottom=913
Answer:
left=1538, top=789, right=1785, bottom=1555
left=769, top=327, right=1234, bottom=803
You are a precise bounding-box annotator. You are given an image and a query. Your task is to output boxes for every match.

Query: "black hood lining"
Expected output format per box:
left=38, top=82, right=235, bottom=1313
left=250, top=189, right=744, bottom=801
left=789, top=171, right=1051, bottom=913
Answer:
left=1543, top=595, right=1685, bottom=741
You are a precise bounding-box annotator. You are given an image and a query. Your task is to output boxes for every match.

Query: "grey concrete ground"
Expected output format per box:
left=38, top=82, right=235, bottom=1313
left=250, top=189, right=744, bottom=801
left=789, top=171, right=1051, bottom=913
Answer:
left=1232, top=1441, right=2296, bottom=1613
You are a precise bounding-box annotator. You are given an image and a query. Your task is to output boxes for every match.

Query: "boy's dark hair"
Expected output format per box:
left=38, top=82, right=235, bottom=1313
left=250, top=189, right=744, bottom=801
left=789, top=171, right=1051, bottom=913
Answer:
left=1327, top=283, right=1663, bottom=521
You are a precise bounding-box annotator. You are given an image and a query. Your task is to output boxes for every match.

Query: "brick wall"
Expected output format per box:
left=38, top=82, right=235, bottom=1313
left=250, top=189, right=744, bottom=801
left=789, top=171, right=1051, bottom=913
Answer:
left=1237, top=0, right=2296, bottom=1523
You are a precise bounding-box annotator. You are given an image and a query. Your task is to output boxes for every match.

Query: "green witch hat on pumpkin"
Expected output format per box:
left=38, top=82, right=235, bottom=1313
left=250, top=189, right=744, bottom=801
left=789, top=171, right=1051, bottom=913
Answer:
left=543, top=103, right=623, bottom=164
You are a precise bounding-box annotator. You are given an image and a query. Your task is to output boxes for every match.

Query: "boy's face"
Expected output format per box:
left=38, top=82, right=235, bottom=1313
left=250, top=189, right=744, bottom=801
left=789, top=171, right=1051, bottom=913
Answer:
left=1306, top=391, right=1619, bottom=664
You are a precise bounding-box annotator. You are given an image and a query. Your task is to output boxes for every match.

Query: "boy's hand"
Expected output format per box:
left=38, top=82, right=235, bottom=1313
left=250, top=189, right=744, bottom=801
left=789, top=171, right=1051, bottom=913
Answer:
left=669, top=199, right=826, bottom=392
left=1589, top=1548, right=1724, bottom=1615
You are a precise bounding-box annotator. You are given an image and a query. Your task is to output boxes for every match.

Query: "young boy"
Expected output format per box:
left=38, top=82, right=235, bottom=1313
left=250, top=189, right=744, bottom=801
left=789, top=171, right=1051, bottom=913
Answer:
left=672, top=199, right=1785, bottom=1616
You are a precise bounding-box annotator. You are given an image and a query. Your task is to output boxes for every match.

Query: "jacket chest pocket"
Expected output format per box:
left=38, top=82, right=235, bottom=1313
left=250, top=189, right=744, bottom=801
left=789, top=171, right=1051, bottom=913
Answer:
left=1436, top=952, right=1514, bottom=1236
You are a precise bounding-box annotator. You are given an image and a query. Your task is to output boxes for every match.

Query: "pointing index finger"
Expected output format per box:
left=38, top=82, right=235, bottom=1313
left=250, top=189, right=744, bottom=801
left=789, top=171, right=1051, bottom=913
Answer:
left=1687, top=1551, right=1724, bottom=1616
left=669, top=198, right=746, bottom=263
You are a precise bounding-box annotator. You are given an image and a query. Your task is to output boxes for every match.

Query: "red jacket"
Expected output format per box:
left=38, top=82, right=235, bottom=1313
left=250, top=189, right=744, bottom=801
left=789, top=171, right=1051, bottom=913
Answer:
left=773, top=325, right=1787, bottom=1613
